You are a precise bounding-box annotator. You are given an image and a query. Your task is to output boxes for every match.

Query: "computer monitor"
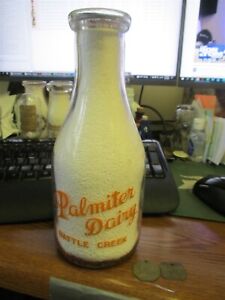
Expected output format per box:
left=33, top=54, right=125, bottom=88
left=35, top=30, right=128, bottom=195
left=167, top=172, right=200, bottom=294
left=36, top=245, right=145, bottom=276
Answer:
left=179, top=0, right=225, bottom=86
left=0, top=0, right=184, bottom=85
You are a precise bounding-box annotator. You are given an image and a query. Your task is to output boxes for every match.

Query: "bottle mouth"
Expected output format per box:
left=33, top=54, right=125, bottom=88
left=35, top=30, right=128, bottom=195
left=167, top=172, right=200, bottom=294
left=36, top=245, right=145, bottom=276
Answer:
left=47, top=81, right=73, bottom=93
left=22, top=80, right=47, bottom=86
left=68, top=8, right=131, bottom=33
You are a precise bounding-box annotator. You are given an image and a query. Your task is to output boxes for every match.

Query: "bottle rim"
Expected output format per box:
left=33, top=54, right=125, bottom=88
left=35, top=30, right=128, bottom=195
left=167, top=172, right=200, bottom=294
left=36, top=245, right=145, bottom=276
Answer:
left=22, top=80, right=47, bottom=86
left=68, top=8, right=131, bottom=33
left=46, top=80, right=73, bottom=93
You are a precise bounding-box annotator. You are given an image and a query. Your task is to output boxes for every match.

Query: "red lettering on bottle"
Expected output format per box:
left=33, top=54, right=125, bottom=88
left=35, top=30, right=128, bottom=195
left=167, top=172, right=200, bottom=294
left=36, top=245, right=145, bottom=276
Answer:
left=55, top=190, right=69, bottom=219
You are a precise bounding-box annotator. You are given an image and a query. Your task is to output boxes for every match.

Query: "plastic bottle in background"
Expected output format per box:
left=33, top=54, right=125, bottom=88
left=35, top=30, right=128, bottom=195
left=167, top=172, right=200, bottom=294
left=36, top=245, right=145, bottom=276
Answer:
left=174, top=104, right=194, bottom=153
left=188, top=118, right=206, bottom=162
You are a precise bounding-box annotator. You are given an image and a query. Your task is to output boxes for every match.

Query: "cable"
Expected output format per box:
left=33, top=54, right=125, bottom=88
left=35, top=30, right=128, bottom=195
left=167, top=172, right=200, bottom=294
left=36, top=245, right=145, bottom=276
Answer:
left=138, top=85, right=144, bottom=106
left=138, top=85, right=167, bottom=133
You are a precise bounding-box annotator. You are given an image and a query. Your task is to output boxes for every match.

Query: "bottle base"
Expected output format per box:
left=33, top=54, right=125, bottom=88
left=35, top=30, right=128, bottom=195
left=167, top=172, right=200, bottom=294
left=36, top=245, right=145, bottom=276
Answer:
left=56, top=239, right=138, bottom=269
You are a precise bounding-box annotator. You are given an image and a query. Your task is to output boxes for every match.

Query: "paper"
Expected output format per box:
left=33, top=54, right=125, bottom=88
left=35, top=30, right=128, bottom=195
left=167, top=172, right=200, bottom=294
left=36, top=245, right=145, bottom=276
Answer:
left=0, top=93, right=19, bottom=139
left=203, top=109, right=214, bottom=162
left=207, top=117, right=225, bottom=165
left=221, top=152, right=225, bottom=165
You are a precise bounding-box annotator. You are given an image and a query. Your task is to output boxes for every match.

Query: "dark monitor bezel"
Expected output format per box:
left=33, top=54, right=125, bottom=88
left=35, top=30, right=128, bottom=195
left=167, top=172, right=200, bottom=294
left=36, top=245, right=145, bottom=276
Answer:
left=0, top=72, right=178, bottom=86
left=177, top=0, right=225, bottom=88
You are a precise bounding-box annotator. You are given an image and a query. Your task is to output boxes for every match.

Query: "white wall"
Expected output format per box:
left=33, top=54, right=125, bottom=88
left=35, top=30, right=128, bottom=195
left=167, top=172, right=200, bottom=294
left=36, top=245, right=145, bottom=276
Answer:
left=130, top=85, right=184, bottom=121
left=0, top=81, right=9, bottom=95
left=0, top=81, right=184, bottom=121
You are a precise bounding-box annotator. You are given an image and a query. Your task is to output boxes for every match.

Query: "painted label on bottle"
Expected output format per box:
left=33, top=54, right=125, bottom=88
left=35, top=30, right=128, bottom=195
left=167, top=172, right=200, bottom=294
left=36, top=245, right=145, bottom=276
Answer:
left=20, top=105, right=37, bottom=132
left=55, top=186, right=140, bottom=254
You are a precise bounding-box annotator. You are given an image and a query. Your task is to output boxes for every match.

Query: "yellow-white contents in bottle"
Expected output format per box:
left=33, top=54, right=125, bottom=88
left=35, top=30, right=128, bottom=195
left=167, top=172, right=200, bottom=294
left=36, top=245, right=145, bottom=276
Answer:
left=48, top=93, right=70, bottom=128
left=54, top=27, right=145, bottom=264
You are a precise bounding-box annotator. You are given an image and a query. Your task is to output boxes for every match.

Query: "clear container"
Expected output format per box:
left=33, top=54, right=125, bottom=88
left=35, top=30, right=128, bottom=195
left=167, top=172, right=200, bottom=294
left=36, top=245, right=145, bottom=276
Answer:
left=173, top=104, right=194, bottom=152
left=188, top=118, right=206, bottom=162
left=53, top=8, right=145, bottom=269
left=15, top=93, right=42, bottom=139
left=22, top=81, right=48, bottom=138
left=46, top=81, right=73, bottom=138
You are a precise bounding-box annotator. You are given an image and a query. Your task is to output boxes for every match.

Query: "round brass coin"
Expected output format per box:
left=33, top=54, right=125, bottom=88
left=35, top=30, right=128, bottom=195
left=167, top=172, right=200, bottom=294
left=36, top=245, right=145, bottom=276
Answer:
left=160, top=262, right=187, bottom=281
left=173, top=150, right=189, bottom=159
left=132, top=260, right=160, bottom=282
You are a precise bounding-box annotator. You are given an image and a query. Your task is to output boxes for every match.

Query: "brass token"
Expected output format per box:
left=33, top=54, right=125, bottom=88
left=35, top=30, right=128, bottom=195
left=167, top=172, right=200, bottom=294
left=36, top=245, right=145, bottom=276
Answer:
left=132, top=260, right=160, bottom=282
left=160, top=262, right=187, bottom=281
left=173, top=150, right=189, bottom=159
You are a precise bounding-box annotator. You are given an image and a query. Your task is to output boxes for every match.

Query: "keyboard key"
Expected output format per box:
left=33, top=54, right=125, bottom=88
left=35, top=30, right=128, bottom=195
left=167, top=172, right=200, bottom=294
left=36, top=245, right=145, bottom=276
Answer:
left=144, top=140, right=166, bottom=178
left=0, top=166, right=6, bottom=180
left=152, top=164, right=164, bottom=178
left=5, top=157, right=13, bottom=166
left=39, top=152, right=49, bottom=159
left=17, top=157, right=26, bottom=165
left=6, top=165, right=20, bottom=180
left=40, top=167, right=51, bottom=178
left=33, top=165, right=44, bottom=179
left=45, top=164, right=52, bottom=171
left=20, top=165, right=34, bottom=179
left=40, top=158, right=50, bottom=165
left=28, top=156, right=39, bottom=165
left=148, top=151, right=160, bottom=165
left=147, top=143, right=157, bottom=152
left=21, top=165, right=32, bottom=172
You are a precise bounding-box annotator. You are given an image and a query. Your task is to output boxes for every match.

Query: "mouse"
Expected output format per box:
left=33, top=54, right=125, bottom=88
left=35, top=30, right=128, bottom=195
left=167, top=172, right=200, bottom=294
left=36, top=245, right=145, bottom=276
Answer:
left=193, top=175, right=225, bottom=216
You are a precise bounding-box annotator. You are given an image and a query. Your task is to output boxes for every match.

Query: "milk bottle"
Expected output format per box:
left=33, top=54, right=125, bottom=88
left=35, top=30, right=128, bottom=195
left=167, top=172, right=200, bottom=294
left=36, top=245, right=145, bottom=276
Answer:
left=46, top=81, right=73, bottom=138
left=53, top=8, right=145, bottom=268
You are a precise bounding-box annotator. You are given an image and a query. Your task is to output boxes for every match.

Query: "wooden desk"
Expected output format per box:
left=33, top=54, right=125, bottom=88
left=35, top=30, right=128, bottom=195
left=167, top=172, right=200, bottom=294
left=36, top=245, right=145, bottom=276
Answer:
left=0, top=216, right=225, bottom=300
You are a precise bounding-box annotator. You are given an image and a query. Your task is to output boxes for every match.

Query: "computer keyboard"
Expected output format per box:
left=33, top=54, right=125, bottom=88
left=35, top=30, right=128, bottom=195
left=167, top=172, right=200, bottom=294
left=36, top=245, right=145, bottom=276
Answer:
left=0, top=138, right=179, bottom=223
left=0, top=138, right=53, bottom=181
left=0, top=138, right=54, bottom=223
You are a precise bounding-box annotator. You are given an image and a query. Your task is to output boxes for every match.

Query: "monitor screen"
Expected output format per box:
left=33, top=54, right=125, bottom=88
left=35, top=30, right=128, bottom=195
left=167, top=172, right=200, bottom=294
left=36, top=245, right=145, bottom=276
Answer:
left=0, top=0, right=183, bottom=84
left=179, top=0, right=225, bottom=86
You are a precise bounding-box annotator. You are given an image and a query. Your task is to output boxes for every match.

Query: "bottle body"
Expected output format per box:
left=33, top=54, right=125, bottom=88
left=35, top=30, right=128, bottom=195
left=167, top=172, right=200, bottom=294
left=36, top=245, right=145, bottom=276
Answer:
left=47, top=81, right=73, bottom=138
left=54, top=110, right=145, bottom=267
left=15, top=93, right=43, bottom=139
left=53, top=8, right=145, bottom=268
left=22, top=81, right=48, bottom=138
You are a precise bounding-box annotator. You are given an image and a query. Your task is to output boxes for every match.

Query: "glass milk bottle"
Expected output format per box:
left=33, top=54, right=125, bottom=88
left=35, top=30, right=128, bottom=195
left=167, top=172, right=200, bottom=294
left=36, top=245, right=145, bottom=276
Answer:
left=22, top=81, right=48, bottom=138
left=53, top=8, right=145, bottom=268
left=46, top=81, right=73, bottom=138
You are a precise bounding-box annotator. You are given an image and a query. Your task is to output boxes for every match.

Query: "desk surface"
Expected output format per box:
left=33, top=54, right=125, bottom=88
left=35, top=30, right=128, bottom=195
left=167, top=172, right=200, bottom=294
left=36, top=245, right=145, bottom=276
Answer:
left=0, top=216, right=225, bottom=300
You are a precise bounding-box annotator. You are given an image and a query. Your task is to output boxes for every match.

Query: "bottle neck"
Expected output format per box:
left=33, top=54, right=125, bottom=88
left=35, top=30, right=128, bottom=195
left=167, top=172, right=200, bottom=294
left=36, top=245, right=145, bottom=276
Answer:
left=49, top=92, right=70, bottom=104
left=24, top=85, right=45, bottom=96
left=75, top=28, right=125, bottom=93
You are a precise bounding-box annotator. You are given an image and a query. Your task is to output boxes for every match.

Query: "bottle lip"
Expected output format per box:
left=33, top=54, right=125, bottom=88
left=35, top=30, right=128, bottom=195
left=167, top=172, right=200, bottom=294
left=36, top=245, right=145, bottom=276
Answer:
left=22, top=80, right=47, bottom=86
left=68, top=8, right=131, bottom=33
left=46, top=80, right=73, bottom=93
